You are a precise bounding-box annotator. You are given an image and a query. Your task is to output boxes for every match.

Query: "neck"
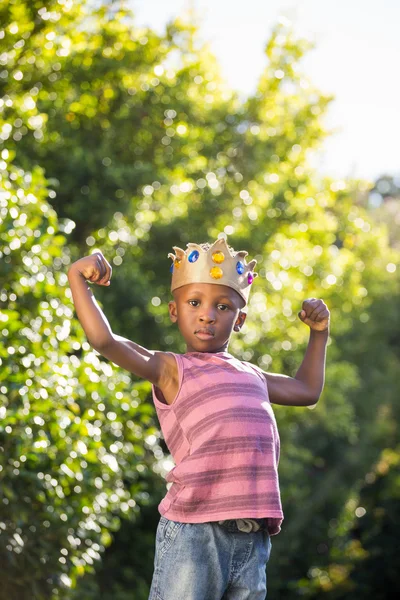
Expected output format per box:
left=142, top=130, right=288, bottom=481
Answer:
left=185, top=341, right=231, bottom=353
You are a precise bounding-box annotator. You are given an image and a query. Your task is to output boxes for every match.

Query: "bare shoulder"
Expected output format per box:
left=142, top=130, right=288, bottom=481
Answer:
left=154, top=351, right=179, bottom=405
left=154, top=350, right=178, bottom=381
left=94, top=335, right=178, bottom=388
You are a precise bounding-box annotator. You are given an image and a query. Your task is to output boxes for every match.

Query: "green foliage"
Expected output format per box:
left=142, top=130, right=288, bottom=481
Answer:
left=365, top=175, right=400, bottom=250
left=0, top=159, right=165, bottom=598
left=300, top=447, right=400, bottom=599
left=1, top=1, right=399, bottom=598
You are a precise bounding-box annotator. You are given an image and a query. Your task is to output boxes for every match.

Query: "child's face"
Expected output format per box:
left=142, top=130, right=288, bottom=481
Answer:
left=168, top=283, right=246, bottom=353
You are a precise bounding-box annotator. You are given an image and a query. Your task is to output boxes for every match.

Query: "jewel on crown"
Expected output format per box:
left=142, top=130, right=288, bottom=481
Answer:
left=168, top=237, right=258, bottom=305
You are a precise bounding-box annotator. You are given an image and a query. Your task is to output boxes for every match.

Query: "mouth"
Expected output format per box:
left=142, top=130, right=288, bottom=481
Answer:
left=195, top=328, right=215, bottom=340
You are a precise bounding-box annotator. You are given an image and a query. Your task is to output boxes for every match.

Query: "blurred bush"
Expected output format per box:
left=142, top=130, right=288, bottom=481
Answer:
left=1, top=0, right=399, bottom=598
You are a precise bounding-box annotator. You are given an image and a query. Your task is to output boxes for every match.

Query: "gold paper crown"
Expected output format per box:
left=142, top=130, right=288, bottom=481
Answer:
left=168, top=238, right=258, bottom=305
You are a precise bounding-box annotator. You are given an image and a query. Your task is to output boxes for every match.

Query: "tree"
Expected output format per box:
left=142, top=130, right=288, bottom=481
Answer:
left=300, top=446, right=400, bottom=599
left=1, top=1, right=400, bottom=598
left=0, top=162, right=164, bottom=598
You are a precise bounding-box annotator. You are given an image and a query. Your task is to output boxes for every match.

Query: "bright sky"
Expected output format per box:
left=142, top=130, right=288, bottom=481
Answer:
left=131, top=0, right=400, bottom=183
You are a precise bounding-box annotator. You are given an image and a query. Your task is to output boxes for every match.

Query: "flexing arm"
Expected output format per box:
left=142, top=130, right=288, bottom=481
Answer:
left=67, top=266, right=114, bottom=348
left=67, top=252, right=177, bottom=387
left=264, top=299, right=330, bottom=406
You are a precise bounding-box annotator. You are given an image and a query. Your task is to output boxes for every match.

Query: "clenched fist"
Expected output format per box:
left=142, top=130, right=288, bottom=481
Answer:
left=68, top=251, right=112, bottom=286
left=298, top=298, right=330, bottom=332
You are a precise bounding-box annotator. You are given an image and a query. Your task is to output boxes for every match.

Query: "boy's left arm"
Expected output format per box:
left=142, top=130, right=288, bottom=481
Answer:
left=263, top=298, right=330, bottom=406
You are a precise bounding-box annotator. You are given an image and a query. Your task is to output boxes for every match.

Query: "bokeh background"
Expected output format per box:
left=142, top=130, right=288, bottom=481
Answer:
left=0, top=1, right=399, bottom=598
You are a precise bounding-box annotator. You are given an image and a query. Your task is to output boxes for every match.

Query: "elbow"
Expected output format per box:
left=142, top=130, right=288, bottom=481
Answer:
left=304, top=396, right=320, bottom=407
left=88, top=335, right=114, bottom=352
left=297, top=381, right=323, bottom=406
left=304, top=390, right=322, bottom=406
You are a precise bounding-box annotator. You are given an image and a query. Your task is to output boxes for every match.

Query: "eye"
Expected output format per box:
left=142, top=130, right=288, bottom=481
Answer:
left=188, top=300, right=199, bottom=307
left=218, top=304, right=230, bottom=311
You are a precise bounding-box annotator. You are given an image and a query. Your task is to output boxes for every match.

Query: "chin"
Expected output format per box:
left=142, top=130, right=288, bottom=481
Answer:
left=190, top=339, right=216, bottom=352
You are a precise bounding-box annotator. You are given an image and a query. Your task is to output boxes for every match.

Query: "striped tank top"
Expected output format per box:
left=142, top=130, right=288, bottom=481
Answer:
left=152, top=351, right=283, bottom=536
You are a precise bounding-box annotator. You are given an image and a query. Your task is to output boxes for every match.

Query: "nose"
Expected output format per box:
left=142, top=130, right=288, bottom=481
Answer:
left=199, top=307, right=216, bottom=324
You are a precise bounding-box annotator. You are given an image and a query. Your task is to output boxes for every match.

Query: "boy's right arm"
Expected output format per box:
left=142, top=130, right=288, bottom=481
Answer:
left=67, top=254, right=177, bottom=388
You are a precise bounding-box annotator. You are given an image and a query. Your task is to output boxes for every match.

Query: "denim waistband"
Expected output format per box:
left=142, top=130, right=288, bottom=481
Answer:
left=217, top=518, right=269, bottom=533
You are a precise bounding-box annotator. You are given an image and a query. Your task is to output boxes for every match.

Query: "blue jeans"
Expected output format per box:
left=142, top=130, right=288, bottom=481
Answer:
left=148, top=516, right=272, bottom=600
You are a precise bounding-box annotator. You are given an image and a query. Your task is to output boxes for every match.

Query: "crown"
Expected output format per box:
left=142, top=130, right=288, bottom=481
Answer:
left=168, top=238, right=258, bottom=305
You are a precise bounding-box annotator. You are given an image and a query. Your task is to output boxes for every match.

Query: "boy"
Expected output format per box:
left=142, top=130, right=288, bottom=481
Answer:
left=68, top=237, right=329, bottom=599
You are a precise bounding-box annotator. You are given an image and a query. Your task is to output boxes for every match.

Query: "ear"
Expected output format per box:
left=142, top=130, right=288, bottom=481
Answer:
left=168, top=300, right=178, bottom=323
left=233, top=311, right=247, bottom=332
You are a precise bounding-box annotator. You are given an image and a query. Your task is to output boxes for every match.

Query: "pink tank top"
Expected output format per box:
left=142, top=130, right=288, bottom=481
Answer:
left=152, top=351, right=283, bottom=536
